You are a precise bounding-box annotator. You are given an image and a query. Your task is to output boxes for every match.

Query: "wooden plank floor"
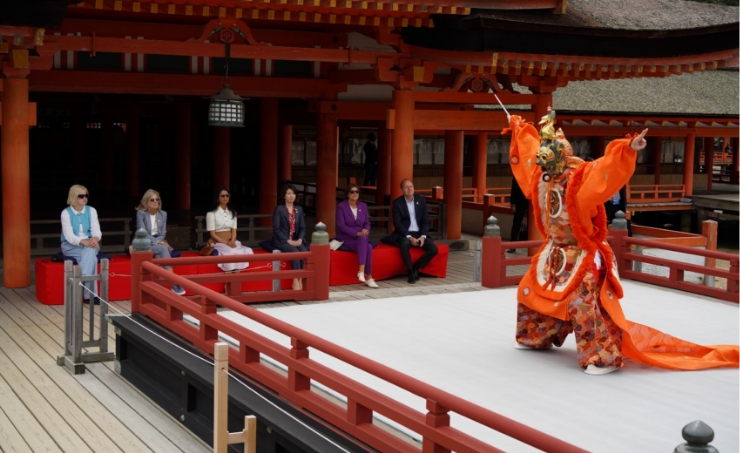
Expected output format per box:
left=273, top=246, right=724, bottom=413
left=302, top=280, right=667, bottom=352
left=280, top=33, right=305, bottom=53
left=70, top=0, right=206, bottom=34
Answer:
left=0, top=285, right=210, bottom=453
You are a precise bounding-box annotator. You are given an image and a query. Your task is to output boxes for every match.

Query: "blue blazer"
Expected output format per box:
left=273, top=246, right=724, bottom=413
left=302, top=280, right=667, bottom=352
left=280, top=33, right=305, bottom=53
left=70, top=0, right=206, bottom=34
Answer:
left=336, top=200, right=370, bottom=242
left=272, top=204, right=306, bottom=244
left=136, top=209, right=168, bottom=246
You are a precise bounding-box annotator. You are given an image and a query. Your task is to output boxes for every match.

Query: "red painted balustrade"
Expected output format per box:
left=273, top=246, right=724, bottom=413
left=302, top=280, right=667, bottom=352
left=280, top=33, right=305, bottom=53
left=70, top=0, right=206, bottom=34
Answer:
left=130, top=246, right=588, bottom=453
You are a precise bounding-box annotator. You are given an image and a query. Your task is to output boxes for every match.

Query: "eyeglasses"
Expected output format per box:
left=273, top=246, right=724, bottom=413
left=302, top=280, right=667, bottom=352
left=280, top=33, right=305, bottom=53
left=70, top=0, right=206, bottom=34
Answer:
left=149, top=198, right=160, bottom=202
left=220, top=194, right=231, bottom=198
left=348, top=190, right=360, bottom=194
left=77, top=194, right=89, bottom=199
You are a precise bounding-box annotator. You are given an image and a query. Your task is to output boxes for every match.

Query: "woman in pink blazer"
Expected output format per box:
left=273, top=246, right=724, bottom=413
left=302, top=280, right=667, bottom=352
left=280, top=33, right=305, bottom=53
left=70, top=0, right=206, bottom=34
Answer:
left=336, top=184, right=378, bottom=288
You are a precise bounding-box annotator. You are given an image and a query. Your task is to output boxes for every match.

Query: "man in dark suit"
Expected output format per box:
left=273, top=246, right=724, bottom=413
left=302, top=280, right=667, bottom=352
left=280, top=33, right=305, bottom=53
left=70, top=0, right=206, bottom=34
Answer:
left=383, top=179, right=438, bottom=284
left=363, top=132, right=378, bottom=186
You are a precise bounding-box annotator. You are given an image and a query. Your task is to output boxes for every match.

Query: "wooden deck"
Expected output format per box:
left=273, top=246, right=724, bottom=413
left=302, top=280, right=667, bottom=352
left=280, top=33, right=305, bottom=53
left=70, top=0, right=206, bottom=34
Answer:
left=0, top=285, right=210, bottom=453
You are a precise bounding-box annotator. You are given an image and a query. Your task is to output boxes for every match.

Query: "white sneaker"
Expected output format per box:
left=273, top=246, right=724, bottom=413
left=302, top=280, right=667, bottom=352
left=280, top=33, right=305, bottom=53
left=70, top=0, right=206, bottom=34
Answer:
left=513, top=341, right=552, bottom=350
left=171, top=285, right=186, bottom=296
left=584, top=364, right=619, bottom=375
left=357, top=272, right=366, bottom=283
left=364, top=278, right=379, bottom=288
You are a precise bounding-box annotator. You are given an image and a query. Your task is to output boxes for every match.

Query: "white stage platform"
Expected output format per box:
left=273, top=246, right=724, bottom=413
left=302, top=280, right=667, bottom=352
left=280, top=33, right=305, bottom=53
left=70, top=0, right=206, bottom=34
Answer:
left=220, top=281, right=739, bottom=452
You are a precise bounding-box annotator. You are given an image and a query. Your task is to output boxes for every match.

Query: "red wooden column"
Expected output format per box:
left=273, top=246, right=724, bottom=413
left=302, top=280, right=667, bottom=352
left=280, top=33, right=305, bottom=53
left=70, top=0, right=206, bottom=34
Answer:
left=376, top=123, right=392, bottom=207
left=1, top=78, right=31, bottom=287
left=316, top=113, right=338, bottom=237
left=651, top=137, right=662, bottom=185
left=260, top=98, right=279, bottom=217
left=213, top=127, right=230, bottom=191
left=731, top=137, right=739, bottom=184
left=444, top=130, right=464, bottom=239
left=390, top=90, right=414, bottom=204
left=279, top=124, right=292, bottom=184
left=127, top=101, right=140, bottom=201
left=100, top=105, right=114, bottom=198
left=175, top=103, right=191, bottom=210
left=683, top=132, right=696, bottom=196
left=472, top=132, right=488, bottom=202
left=704, top=136, right=714, bottom=191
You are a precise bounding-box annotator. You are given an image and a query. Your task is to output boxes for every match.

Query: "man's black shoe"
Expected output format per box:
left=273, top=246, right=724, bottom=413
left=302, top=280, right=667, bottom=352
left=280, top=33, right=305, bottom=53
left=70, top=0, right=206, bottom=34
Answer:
left=413, top=268, right=420, bottom=281
left=407, top=274, right=416, bottom=284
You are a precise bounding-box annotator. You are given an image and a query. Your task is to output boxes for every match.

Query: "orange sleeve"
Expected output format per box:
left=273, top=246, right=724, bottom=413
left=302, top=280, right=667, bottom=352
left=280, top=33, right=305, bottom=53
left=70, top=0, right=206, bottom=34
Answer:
left=504, top=115, right=540, bottom=200
left=575, top=136, right=637, bottom=224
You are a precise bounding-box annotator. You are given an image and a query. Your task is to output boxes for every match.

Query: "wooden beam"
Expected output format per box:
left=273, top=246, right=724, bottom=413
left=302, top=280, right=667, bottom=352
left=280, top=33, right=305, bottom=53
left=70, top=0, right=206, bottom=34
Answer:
left=412, top=110, right=535, bottom=131
left=28, top=70, right=344, bottom=97
left=413, top=91, right=536, bottom=104
left=560, top=126, right=739, bottom=138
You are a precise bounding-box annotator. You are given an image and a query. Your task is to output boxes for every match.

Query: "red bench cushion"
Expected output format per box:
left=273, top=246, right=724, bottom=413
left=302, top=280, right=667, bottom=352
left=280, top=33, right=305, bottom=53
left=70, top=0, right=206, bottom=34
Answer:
left=329, top=243, right=449, bottom=286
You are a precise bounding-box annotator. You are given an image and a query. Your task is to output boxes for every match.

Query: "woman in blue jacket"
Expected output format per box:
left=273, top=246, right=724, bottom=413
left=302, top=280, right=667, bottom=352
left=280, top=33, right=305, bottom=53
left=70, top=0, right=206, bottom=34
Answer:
left=272, top=183, right=308, bottom=290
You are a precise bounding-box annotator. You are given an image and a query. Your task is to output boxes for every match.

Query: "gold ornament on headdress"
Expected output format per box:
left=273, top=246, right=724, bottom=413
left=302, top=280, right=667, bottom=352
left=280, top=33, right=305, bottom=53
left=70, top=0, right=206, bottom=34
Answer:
left=536, top=108, right=566, bottom=178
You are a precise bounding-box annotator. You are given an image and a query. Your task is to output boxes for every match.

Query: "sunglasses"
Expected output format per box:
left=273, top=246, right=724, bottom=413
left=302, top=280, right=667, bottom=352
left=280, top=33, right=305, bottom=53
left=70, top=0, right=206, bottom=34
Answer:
left=77, top=194, right=89, bottom=199
left=149, top=198, right=160, bottom=202
left=220, top=194, right=231, bottom=198
left=348, top=190, right=360, bottom=194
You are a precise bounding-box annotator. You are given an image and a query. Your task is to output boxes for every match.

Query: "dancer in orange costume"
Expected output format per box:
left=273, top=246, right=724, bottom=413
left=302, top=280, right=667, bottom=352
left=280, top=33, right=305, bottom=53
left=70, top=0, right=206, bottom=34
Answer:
left=505, top=109, right=738, bottom=375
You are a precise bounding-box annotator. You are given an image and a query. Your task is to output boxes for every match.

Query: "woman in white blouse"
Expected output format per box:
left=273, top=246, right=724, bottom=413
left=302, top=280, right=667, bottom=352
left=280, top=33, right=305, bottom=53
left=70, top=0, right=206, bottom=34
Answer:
left=206, top=187, right=254, bottom=272
left=61, top=184, right=102, bottom=303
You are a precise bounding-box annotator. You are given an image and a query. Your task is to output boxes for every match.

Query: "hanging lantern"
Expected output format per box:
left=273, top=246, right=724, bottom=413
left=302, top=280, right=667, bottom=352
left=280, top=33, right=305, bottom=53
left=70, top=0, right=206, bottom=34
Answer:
left=208, top=83, right=245, bottom=127
left=208, top=42, right=245, bottom=127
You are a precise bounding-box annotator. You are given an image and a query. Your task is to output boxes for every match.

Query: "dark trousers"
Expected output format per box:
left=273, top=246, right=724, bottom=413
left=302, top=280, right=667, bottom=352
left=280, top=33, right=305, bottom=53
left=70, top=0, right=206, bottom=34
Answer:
left=397, top=232, right=438, bottom=273
left=510, top=205, right=527, bottom=242
left=363, top=164, right=377, bottom=186
left=272, top=239, right=309, bottom=269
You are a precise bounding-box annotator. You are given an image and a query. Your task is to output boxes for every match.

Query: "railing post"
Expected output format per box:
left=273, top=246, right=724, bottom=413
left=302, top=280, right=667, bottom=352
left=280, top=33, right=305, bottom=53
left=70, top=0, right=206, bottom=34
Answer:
left=702, top=220, right=717, bottom=288
left=130, top=228, right=153, bottom=313
left=610, top=211, right=630, bottom=275
left=310, top=222, right=330, bottom=300
left=288, top=338, right=310, bottom=392
left=271, top=249, right=282, bottom=292
left=422, top=399, right=451, bottom=453
left=481, top=216, right=501, bottom=288
left=213, top=342, right=229, bottom=453
left=99, top=258, right=110, bottom=352
left=674, top=420, right=718, bottom=453
left=632, top=245, right=643, bottom=273
left=473, top=240, right=482, bottom=283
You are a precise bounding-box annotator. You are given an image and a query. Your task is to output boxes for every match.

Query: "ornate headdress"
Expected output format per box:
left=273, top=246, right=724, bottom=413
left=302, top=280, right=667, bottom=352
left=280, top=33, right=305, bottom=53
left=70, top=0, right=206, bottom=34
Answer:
left=536, top=109, right=583, bottom=181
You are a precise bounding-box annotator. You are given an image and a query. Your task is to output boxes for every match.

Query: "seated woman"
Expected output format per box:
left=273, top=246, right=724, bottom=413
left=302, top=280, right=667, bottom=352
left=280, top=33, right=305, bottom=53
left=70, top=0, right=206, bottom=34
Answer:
left=272, top=183, right=308, bottom=290
left=135, top=189, right=185, bottom=295
left=336, top=184, right=378, bottom=288
left=61, top=184, right=102, bottom=304
left=205, top=187, right=254, bottom=272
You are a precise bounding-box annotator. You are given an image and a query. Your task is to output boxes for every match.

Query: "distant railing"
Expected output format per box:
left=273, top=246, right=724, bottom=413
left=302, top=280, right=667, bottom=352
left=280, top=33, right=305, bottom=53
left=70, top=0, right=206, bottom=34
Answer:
left=31, top=217, right=132, bottom=256
left=627, top=184, right=686, bottom=203
left=193, top=214, right=273, bottom=248
left=700, top=151, right=733, bottom=165
left=130, top=245, right=588, bottom=453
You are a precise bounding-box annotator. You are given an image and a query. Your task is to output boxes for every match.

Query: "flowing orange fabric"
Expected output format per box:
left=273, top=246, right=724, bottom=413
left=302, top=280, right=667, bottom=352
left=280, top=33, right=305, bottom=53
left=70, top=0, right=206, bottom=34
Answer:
left=504, top=115, right=739, bottom=370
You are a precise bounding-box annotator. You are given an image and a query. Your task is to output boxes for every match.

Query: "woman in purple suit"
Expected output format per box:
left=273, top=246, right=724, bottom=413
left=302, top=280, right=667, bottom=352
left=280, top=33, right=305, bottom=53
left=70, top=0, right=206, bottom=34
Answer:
left=336, top=184, right=379, bottom=288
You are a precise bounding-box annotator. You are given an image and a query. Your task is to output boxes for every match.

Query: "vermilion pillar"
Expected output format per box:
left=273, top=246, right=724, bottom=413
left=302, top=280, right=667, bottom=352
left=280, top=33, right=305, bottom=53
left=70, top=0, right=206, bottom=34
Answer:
left=444, top=130, right=464, bottom=239
left=213, top=127, right=230, bottom=191
left=260, top=99, right=279, bottom=217
left=704, top=136, right=714, bottom=191
left=683, top=133, right=696, bottom=196
left=279, top=124, right=292, bottom=184
left=651, top=137, right=662, bottom=185
left=376, top=123, right=392, bottom=207
left=390, top=90, right=414, bottom=204
left=472, top=132, right=488, bottom=202
left=730, top=137, right=739, bottom=184
left=175, top=103, right=191, bottom=210
left=1, top=78, right=31, bottom=287
left=127, top=102, right=140, bottom=201
left=316, top=113, right=338, bottom=237
left=100, top=106, right=114, bottom=197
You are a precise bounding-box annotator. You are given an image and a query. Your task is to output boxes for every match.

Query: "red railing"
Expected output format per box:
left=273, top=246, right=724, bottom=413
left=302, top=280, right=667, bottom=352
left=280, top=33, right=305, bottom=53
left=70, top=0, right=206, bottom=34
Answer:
left=627, top=184, right=686, bottom=203
left=130, top=247, right=588, bottom=453
left=480, top=229, right=739, bottom=304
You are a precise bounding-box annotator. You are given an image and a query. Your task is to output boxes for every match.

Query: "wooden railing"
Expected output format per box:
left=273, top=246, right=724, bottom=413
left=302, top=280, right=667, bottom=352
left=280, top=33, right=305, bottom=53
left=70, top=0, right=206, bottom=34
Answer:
left=193, top=214, right=273, bottom=248
left=484, top=187, right=511, bottom=205
left=627, top=184, right=686, bottom=203
left=480, top=227, right=738, bottom=304
left=31, top=217, right=132, bottom=256
left=700, top=151, right=733, bottom=165
left=130, top=246, right=587, bottom=453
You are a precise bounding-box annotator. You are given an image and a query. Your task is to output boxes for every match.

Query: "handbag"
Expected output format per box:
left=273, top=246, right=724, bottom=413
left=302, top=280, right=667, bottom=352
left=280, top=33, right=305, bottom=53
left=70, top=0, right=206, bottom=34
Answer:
left=200, top=231, right=232, bottom=256
left=518, top=220, right=528, bottom=241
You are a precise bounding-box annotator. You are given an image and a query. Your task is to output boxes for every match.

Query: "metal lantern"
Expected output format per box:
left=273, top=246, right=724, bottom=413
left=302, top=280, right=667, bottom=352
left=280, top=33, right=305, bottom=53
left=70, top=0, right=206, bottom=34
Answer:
left=208, top=83, right=245, bottom=127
